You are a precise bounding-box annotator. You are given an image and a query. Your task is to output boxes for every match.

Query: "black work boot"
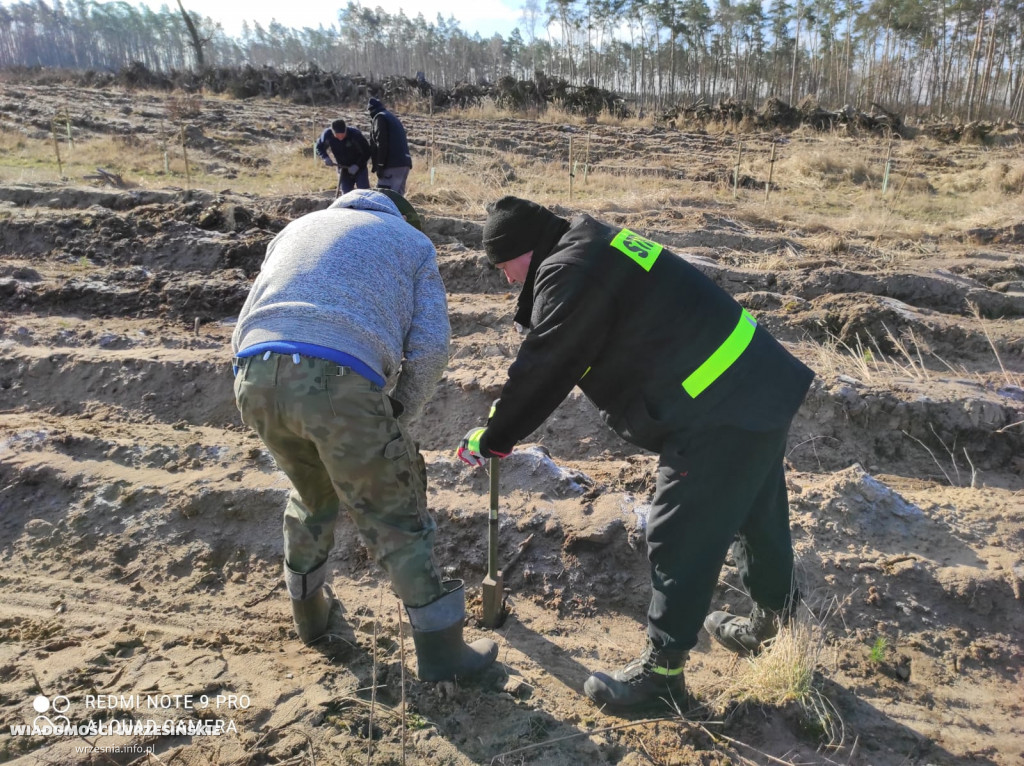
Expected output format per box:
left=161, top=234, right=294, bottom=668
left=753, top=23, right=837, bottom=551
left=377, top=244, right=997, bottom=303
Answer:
left=704, top=604, right=784, bottom=655
left=405, top=580, right=498, bottom=682
left=584, top=641, right=687, bottom=711
left=284, top=560, right=333, bottom=645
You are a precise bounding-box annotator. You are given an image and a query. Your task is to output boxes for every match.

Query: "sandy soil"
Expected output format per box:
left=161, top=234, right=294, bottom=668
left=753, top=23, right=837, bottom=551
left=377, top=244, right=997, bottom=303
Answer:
left=0, top=83, right=1022, bottom=765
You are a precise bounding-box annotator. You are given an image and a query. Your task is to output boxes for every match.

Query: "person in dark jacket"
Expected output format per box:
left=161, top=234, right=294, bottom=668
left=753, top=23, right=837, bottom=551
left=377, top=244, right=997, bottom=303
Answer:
left=315, top=119, right=371, bottom=195
left=456, top=196, right=815, bottom=712
left=367, top=97, right=413, bottom=194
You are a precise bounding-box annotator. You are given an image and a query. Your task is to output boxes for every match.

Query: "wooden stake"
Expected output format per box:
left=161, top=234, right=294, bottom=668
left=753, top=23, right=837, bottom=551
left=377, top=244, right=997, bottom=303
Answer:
left=51, top=121, right=63, bottom=179
left=160, top=118, right=169, bottom=174
left=64, top=106, right=73, bottom=147
left=430, top=120, right=436, bottom=186
left=568, top=135, right=574, bottom=201
left=733, top=141, right=743, bottom=199
left=764, top=141, right=777, bottom=205
left=882, top=140, right=893, bottom=196
left=180, top=125, right=191, bottom=189
left=193, top=317, right=200, bottom=336
left=583, top=132, right=590, bottom=184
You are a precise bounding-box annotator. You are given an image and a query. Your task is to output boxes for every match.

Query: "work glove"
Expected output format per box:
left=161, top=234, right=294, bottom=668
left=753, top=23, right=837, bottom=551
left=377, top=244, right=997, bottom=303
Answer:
left=456, top=400, right=509, bottom=467
left=347, top=164, right=360, bottom=174
left=456, top=428, right=510, bottom=467
left=323, top=158, right=335, bottom=167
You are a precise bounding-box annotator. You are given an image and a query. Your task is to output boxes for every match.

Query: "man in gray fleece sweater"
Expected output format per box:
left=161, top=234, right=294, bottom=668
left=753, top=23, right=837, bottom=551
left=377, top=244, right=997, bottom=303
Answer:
left=232, top=189, right=496, bottom=681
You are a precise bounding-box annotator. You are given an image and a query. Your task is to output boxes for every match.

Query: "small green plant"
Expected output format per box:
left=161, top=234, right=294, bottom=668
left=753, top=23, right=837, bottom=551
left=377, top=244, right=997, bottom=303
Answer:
left=869, top=636, right=888, bottom=664
left=405, top=712, right=430, bottom=730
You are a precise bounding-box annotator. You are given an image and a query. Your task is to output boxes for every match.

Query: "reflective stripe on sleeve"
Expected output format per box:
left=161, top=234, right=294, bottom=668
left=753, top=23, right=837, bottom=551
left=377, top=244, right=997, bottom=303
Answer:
left=682, top=309, right=757, bottom=398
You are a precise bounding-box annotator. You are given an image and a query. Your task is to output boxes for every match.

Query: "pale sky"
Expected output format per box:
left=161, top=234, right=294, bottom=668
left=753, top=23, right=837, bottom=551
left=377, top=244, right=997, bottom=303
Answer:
left=139, top=0, right=525, bottom=40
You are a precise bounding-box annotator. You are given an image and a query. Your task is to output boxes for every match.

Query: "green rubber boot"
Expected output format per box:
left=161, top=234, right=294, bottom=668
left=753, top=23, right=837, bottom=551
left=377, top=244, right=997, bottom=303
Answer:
left=291, top=588, right=332, bottom=645
left=405, top=580, right=498, bottom=682
left=285, top=560, right=332, bottom=645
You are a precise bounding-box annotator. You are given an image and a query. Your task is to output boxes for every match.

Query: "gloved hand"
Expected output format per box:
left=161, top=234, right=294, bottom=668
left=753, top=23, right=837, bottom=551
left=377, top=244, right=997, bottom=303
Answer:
left=456, top=428, right=510, bottom=467
left=323, top=158, right=335, bottom=167
left=347, top=164, right=360, bottom=174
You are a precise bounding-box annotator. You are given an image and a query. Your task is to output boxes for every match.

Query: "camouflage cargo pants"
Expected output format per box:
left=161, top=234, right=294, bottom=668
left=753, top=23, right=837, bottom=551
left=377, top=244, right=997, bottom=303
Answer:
left=233, top=352, right=444, bottom=607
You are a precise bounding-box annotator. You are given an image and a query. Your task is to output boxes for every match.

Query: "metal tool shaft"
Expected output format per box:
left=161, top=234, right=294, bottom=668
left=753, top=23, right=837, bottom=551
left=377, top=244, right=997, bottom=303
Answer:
left=488, top=457, right=499, bottom=578
left=481, top=457, right=505, bottom=627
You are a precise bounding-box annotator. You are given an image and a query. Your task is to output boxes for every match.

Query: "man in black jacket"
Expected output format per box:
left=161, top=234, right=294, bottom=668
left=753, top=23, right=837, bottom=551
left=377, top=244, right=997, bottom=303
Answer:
left=315, top=119, right=371, bottom=195
left=456, top=196, right=815, bottom=712
left=367, top=98, right=413, bottom=194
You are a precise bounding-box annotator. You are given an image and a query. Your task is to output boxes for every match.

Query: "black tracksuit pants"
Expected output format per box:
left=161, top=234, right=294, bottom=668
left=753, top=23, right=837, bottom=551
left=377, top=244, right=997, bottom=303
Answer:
left=645, top=422, right=797, bottom=655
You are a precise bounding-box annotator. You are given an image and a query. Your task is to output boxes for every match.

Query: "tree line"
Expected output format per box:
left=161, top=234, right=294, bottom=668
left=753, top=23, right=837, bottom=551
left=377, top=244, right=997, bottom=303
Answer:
left=0, top=0, right=1021, bottom=121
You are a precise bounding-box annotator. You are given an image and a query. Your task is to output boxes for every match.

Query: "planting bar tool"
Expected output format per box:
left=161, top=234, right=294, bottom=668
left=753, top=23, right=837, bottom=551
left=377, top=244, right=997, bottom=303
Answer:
left=481, top=457, right=506, bottom=628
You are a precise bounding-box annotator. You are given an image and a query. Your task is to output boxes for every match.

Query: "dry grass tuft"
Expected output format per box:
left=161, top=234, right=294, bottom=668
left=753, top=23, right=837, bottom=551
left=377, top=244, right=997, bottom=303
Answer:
left=802, top=325, right=974, bottom=385
left=535, top=104, right=590, bottom=126
left=705, top=621, right=815, bottom=709
left=455, top=102, right=521, bottom=122
left=986, top=159, right=1024, bottom=195
left=704, top=615, right=845, bottom=748
left=595, top=111, right=655, bottom=129
left=808, top=231, right=848, bottom=255
left=780, top=143, right=882, bottom=189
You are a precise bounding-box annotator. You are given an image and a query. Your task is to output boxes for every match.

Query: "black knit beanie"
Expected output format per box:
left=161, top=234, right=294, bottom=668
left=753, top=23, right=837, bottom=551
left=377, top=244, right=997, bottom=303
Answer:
left=376, top=188, right=422, bottom=231
left=482, top=196, right=557, bottom=265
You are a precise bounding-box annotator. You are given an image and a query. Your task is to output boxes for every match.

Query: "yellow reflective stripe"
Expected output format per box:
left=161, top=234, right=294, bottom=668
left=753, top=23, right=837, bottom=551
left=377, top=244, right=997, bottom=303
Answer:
left=580, top=366, right=591, bottom=379
left=650, top=664, right=685, bottom=677
left=610, top=228, right=663, bottom=272
left=682, top=309, right=757, bottom=398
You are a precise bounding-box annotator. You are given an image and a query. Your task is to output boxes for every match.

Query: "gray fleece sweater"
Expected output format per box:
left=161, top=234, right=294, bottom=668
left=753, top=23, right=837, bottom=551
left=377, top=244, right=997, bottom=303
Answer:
left=232, top=190, right=449, bottom=422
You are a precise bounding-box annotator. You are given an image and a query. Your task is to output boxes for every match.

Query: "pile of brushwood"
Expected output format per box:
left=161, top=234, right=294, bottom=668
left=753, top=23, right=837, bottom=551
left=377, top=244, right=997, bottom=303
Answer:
left=661, top=95, right=906, bottom=137
left=489, top=71, right=629, bottom=118
left=1, top=64, right=629, bottom=119
left=660, top=94, right=1024, bottom=144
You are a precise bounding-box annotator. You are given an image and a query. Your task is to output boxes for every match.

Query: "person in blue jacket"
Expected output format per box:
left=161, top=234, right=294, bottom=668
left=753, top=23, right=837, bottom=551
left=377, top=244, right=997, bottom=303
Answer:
left=456, top=196, right=815, bottom=712
left=315, top=119, right=371, bottom=195
left=367, top=98, right=413, bottom=194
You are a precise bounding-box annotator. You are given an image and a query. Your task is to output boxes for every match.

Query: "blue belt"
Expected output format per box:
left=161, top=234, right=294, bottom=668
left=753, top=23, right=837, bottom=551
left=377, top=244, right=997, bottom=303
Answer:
left=235, top=341, right=385, bottom=386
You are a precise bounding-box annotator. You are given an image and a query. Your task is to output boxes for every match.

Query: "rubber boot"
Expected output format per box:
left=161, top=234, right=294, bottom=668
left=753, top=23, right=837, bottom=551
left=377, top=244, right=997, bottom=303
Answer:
left=285, top=560, right=332, bottom=645
left=704, top=604, right=784, bottom=655
left=405, top=580, right=498, bottom=682
left=584, top=640, right=687, bottom=710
